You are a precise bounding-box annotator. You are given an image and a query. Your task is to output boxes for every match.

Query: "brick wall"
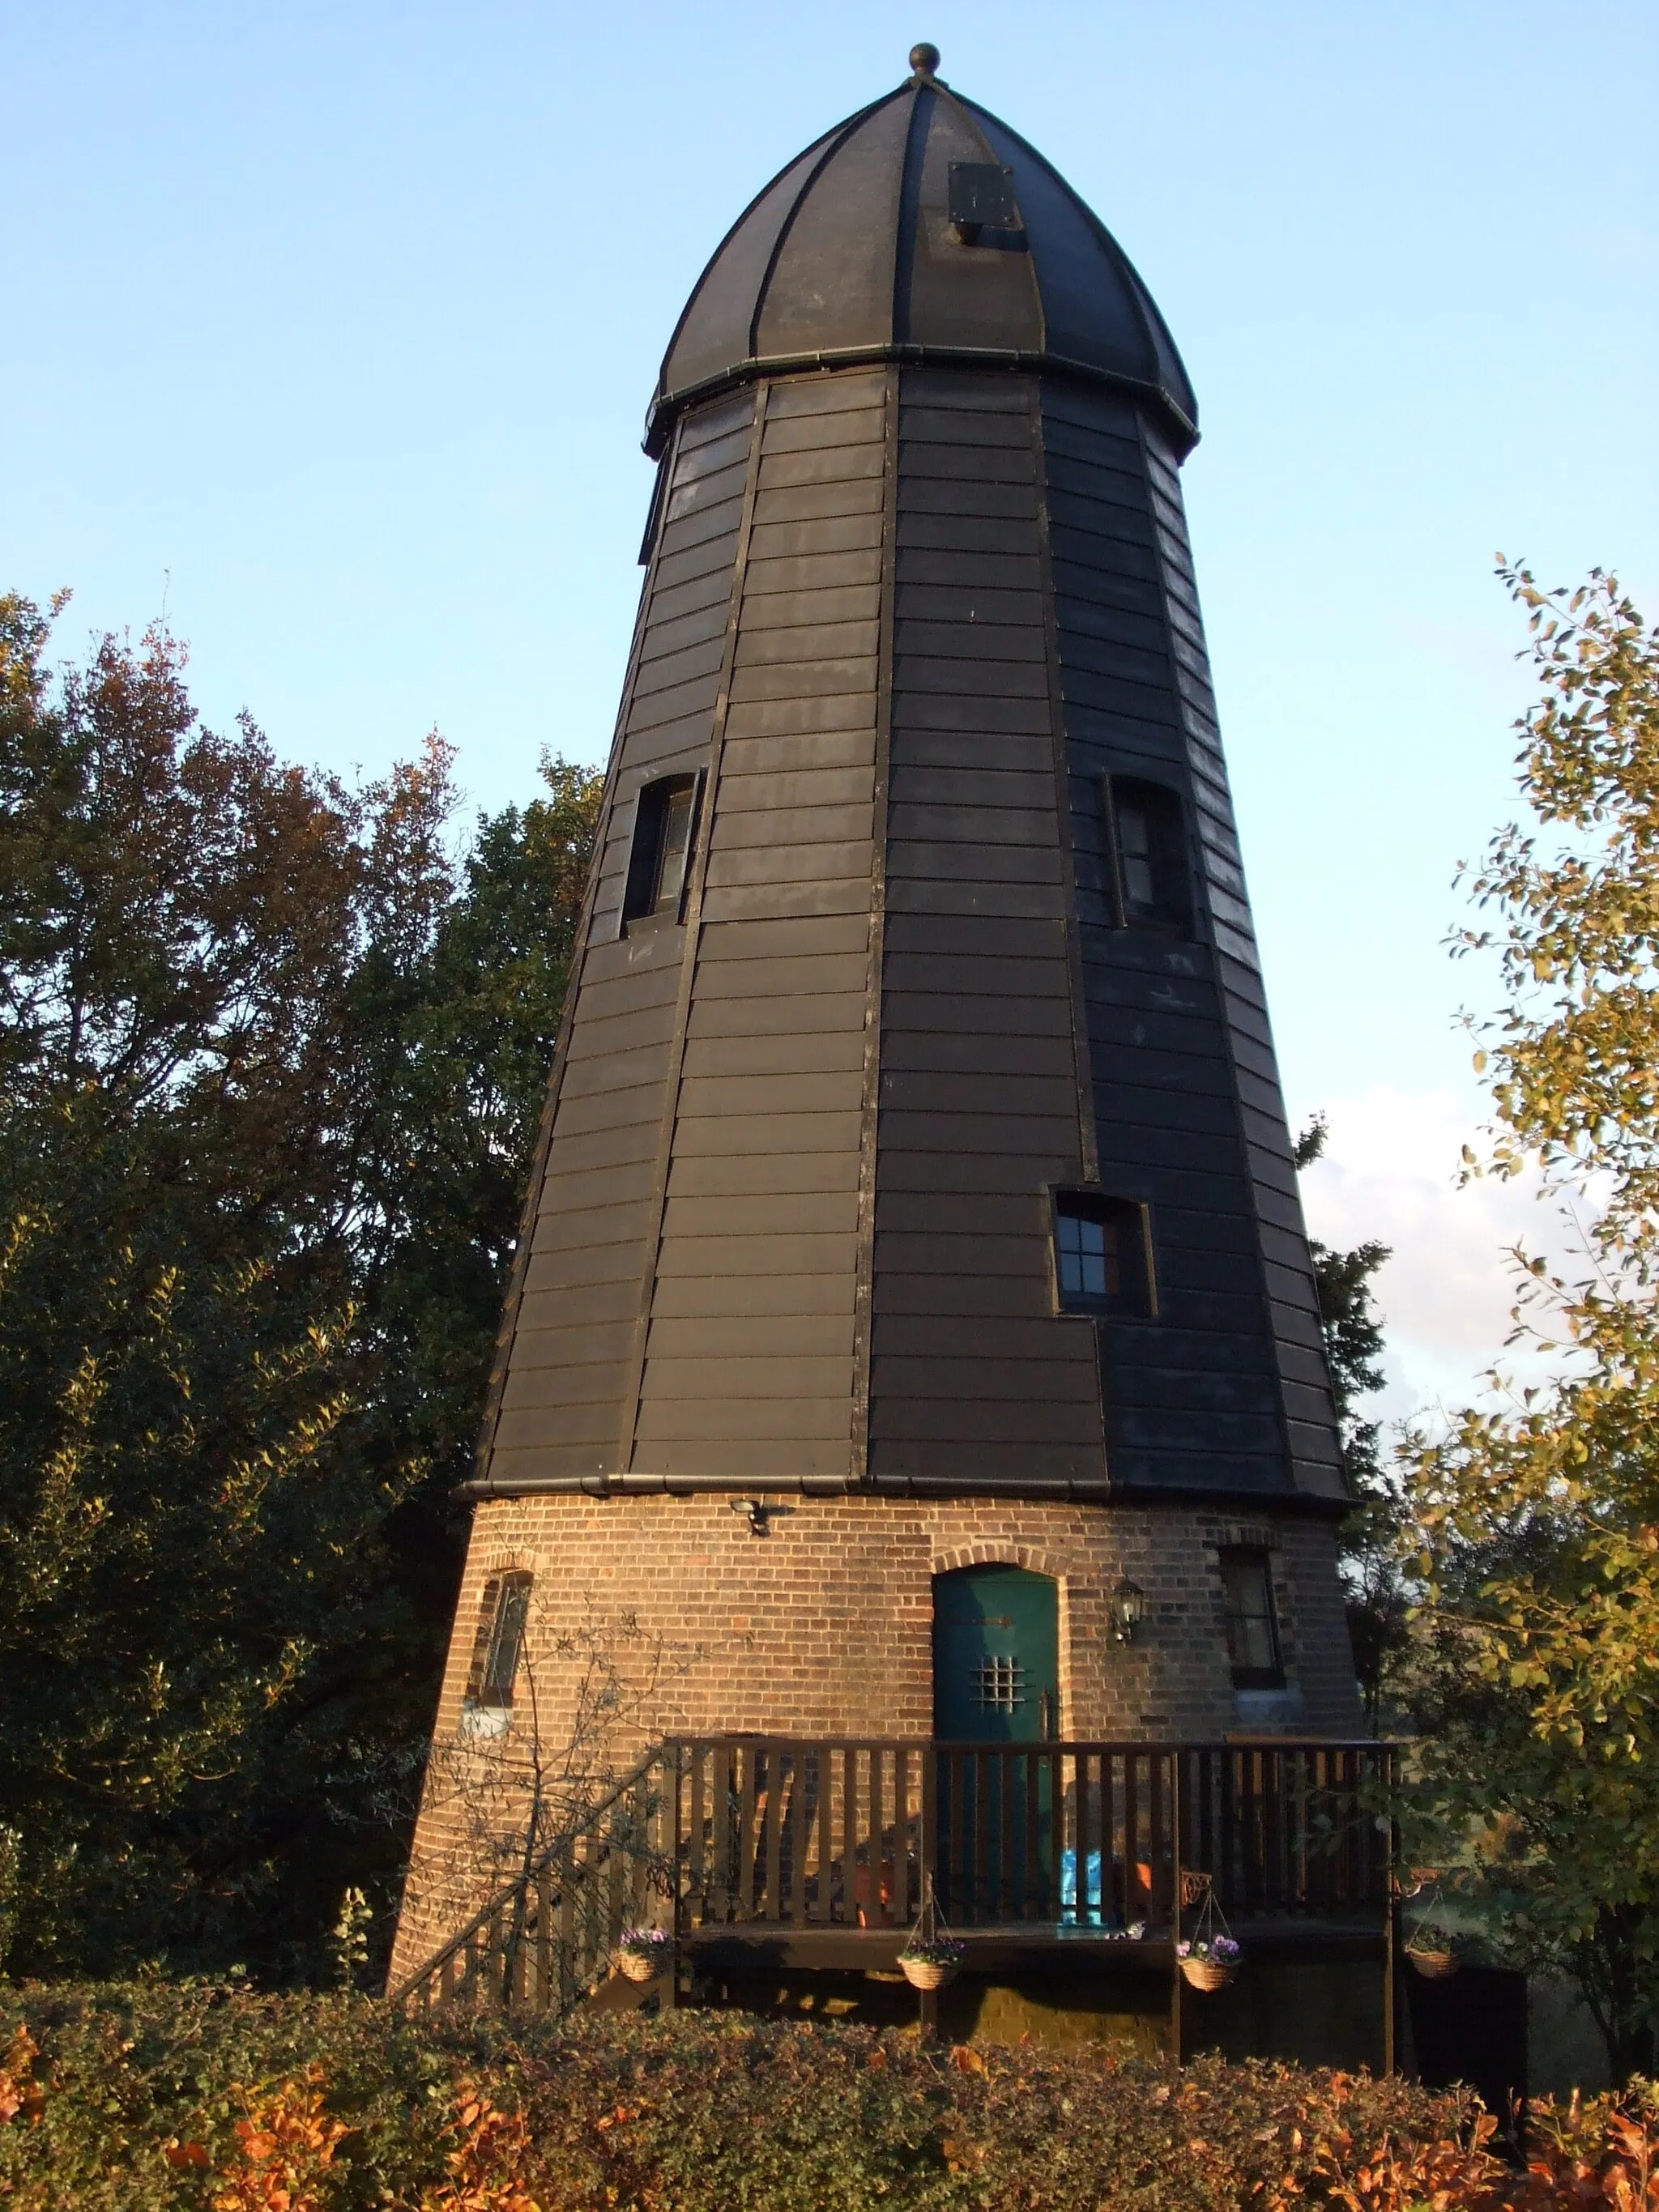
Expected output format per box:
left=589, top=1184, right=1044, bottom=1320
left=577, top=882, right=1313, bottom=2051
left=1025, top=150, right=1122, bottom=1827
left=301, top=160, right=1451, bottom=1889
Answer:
left=390, top=1493, right=1359, bottom=1979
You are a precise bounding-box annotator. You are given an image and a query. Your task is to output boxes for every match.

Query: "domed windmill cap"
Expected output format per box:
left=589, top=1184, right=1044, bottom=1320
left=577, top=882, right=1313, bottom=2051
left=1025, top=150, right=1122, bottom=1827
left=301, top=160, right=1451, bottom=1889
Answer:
left=646, top=45, right=1197, bottom=455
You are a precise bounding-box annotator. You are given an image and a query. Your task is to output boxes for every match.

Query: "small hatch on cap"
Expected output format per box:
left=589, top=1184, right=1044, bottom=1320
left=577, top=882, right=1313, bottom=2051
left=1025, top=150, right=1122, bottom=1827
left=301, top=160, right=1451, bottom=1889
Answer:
left=948, top=161, right=1022, bottom=245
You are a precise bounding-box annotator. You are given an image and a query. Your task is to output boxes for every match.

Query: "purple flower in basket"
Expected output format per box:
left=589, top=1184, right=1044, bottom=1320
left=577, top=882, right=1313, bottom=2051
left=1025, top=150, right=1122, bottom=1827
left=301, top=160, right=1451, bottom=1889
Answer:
left=619, top=1926, right=674, bottom=1957
left=1177, top=1935, right=1239, bottom=1962
left=900, top=1934, right=967, bottom=1967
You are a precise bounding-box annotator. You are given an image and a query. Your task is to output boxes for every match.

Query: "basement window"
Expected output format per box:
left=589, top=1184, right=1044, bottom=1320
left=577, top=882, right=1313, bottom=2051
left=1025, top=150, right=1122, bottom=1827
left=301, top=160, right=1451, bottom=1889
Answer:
left=1219, top=1550, right=1285, bottom=1690
left=465, top=1572, right=532, bottom=1711
left=623, top=774, right=701, bottom=931
left=1051, top=1192, right=1153, bottom=1317
left=1103, top=776, right=1191, bottom=934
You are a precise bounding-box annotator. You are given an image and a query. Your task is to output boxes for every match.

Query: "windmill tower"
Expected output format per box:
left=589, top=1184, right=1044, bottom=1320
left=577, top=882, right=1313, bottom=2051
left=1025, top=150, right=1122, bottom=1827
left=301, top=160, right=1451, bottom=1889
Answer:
left=394, top=45, right=1362, bottom=1983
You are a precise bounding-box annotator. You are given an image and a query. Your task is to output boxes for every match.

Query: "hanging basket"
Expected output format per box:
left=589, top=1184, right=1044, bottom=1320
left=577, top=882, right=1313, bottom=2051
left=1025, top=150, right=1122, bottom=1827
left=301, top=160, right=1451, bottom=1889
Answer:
left=1175, top=1871, right=1240, bottom=1993
left=900, top=1954, right=958, bottom=1992
left=1404, top=1883, right=1461, bottom=1979
left=899, top=1874, right=964, bottom=1997
left=616, top=1929, right=672, bottom=1983
left=1407, top=1945, right=1460, bottom=1980
left=1179, top=1954, right=1237, bottom=1993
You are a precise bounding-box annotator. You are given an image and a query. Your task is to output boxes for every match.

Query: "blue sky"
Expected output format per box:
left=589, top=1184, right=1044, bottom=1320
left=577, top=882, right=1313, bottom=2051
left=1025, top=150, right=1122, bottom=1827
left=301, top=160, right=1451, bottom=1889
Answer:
left=6, top=0, right=1656, bottom=1411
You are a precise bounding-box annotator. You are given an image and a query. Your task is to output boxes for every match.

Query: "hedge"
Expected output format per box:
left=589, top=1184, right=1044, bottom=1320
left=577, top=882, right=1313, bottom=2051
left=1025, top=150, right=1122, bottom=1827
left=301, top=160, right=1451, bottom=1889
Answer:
left=0, top=1979, right=1653, bottom=2209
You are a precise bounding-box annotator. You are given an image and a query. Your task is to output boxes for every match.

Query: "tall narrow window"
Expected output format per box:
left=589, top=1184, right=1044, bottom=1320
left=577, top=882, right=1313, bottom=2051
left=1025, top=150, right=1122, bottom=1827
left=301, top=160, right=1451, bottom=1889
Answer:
left=1218, top=1549, right=1284, bottom=1689
left=1051, top=1191, right=1152, bottom=1316
left=1103, top=776, right=1190, bottom=933
left=622, top=774, right=701, bottom=930
left=466, top=1571, right=532, bottom=1709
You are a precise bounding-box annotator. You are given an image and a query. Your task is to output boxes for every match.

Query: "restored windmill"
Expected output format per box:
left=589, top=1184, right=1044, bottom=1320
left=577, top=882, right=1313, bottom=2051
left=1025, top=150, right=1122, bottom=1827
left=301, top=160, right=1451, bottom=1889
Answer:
left=394, top=48, right=1371, bottom=2038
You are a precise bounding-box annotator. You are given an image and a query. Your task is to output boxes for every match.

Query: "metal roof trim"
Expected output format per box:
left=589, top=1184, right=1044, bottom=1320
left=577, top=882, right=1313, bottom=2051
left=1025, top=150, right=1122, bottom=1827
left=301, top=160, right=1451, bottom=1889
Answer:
left=644, top=341, right=1200, bottom=458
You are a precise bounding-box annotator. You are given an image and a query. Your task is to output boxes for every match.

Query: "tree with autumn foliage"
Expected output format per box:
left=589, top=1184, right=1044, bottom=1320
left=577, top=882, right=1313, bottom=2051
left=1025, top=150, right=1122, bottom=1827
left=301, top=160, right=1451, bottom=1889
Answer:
left=0, top=590, right=603, bottom=1979
left=1399, top=565, right=1659, bottom=2080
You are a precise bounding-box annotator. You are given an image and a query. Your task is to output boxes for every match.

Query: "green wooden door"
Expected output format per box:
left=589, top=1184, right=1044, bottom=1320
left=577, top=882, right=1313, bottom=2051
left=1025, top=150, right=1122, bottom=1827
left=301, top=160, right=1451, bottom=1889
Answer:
left=932, top=1567, right=1060, bottom=1916
left=932, top=1565, right=1060, bottom=1741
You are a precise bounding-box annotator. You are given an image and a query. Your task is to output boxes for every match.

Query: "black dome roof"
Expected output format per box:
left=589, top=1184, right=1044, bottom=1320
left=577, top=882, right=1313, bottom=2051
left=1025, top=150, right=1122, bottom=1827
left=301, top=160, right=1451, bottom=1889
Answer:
left=648, top=56, right=1197, bottom=456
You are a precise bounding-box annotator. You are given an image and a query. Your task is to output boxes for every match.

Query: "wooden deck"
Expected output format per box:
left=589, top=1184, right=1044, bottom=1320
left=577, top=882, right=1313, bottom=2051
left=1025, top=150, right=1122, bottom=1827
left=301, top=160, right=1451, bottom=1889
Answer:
left=681, top=1916, right=1386, bottom=1975
left=394, top=1734, right=1399, bottom=2066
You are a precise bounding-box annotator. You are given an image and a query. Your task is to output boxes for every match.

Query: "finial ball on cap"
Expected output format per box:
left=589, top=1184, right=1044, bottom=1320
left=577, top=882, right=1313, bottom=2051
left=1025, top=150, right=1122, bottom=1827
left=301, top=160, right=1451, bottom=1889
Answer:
left=909, top=42, right=940, bottom=77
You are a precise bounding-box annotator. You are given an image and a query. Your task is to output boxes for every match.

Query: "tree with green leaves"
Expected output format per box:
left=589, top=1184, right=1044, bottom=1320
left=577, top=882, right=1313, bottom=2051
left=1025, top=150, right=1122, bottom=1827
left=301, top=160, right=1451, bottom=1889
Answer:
left=0, top=590, right=603, bottom=1977
left=1399, top=564, right=1659, bottom=2081
left=1291, top=1119, right=1397, bottom=1727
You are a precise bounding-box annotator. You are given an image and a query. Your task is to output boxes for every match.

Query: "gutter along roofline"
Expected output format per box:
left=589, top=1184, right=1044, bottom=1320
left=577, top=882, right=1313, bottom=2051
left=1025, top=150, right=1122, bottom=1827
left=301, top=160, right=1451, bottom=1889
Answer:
left=646, top=344, right=1197, bottom=461
left=452, top=1472, right=1351, bottom=1519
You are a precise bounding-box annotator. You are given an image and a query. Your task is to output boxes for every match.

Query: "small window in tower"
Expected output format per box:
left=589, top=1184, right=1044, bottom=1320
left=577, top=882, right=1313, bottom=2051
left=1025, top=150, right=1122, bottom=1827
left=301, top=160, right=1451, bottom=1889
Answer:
left=465, top=1571, right=532, bottom=1710
left=622, top=774, right=701, bottom=931
left=1103, top=776, right=1191, bottom=934
left=1051, top=1191, right=1153, bottom=1317
left=948, top=161, right=1022, bottom=245
left=1219, top=1549, right=1285, bottom=1689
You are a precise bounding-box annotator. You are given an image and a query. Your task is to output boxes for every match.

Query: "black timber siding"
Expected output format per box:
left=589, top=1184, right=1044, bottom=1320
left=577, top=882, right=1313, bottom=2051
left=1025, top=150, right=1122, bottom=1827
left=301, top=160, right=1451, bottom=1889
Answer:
left=491, top=387, right=765, bottom=1481
left=480, top=360, right=1342, bottom=1506
left=869, top=370, right=1104, bottom=1482
left=633, top=370, right=886, bottom=1477
left=1039, top=378, right=1344, bottom=1502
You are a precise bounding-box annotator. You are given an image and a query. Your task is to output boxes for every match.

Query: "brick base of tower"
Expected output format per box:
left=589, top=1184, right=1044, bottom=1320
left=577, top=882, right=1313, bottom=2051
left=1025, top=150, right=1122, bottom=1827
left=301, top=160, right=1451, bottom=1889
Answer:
left=390, top=1494, right=1359, bottom=1984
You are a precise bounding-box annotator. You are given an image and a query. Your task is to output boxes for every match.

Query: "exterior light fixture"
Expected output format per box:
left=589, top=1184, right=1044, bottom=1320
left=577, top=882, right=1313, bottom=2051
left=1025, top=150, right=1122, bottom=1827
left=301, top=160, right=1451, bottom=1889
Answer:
left=1110, top=1575, right=1148, bottom=1643
left=730, top=1498, right=774, bottom=1537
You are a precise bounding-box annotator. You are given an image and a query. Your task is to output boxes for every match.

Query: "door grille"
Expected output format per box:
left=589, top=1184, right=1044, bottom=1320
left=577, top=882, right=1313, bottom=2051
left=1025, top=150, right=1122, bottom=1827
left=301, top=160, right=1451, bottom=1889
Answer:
left=975, top=1656, right=1025, bottom=1711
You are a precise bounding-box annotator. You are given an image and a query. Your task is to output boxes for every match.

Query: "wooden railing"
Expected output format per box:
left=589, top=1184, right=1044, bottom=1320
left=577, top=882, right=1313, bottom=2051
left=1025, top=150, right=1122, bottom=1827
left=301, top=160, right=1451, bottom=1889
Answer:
left=671, top=1739, right=1393, bottom=1933
left=393, top=1737, right=1392, bottom=2018
left=391, top=1748, right=672, bottom=2017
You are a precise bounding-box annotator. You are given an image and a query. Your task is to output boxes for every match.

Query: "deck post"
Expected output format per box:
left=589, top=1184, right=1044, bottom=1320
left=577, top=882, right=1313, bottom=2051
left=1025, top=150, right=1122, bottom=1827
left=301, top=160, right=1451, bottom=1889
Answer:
left=1168, top=1750, right=1183, bottom=2068
left=1383, top=1745, right=1399, bottom=2076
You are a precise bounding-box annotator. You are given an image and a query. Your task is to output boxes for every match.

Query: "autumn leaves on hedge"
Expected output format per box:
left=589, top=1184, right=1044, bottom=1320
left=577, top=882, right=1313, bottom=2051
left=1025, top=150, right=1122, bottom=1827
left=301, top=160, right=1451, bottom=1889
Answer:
left=7, top=1988, right=1659, bottom=2212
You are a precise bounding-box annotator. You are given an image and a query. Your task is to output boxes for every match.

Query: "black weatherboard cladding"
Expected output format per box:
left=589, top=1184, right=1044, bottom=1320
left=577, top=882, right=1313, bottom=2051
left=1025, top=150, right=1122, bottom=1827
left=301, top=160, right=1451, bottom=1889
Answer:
left=868, top=367, right=1341, bottom=1503
left=1040, top=380, right=1341, bottom=1501
left=872, top=369, right=1102, bottom=1484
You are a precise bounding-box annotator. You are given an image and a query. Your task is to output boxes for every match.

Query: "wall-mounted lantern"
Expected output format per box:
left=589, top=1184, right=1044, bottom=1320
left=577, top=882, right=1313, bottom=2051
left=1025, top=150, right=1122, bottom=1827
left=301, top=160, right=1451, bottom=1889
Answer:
left=1110, top=1574, right=1148, bottom=1644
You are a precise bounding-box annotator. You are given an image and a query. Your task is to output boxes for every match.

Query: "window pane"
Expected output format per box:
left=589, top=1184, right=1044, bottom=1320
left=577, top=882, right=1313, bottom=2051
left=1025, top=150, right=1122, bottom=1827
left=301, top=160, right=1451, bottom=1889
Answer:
left=1109, top=778, right=1189, bottom=932
left=1220, top=1553, right=1280, bottom=1677
left=623, top=776, right=698, bottom=928
left=654, top=784, right=695, bottom=912
left=1081, top=1221, right=1106, bottom=1294
left=1053, top=1196, right=1143, bottom=1314
left=481, top=1578, right=531, bottom=1704
left=1118, top=803, right=1156, bottom=911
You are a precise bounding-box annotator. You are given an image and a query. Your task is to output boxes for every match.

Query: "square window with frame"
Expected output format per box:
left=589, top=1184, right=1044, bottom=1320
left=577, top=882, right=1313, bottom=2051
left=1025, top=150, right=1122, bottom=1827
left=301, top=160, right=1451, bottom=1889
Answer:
left=1218, top=1549, right=1285, bottom=1689
left=1051, top=1191, right=1153, bottom=1317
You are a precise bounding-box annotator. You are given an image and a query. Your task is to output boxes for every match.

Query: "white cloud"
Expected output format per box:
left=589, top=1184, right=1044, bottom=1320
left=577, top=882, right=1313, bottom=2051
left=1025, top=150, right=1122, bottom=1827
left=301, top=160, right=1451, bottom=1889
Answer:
left=1295, top=1085, right=1593, bottom=1424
